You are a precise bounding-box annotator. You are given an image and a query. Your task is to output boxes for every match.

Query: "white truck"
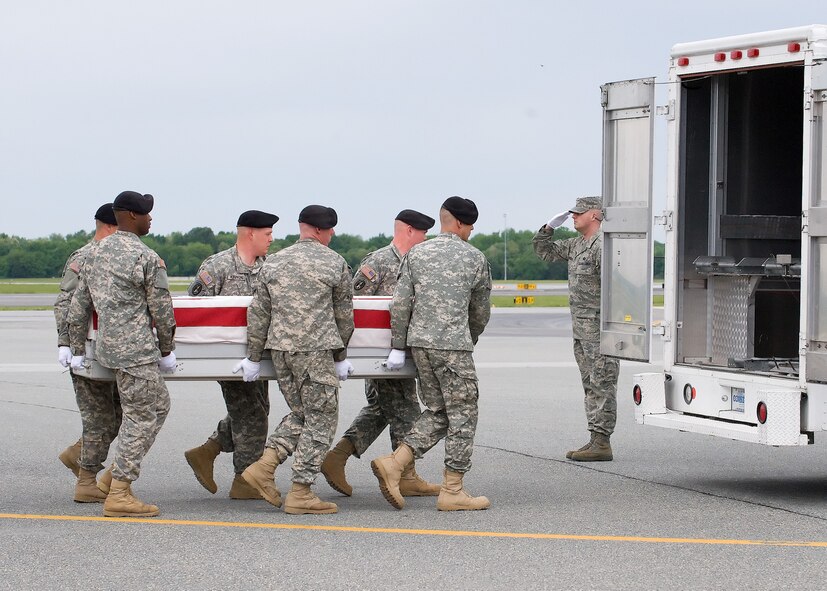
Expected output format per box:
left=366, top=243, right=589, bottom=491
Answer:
left=72, top=295, right=416, bottom=381
left=602, top=25, right=827, bottom=446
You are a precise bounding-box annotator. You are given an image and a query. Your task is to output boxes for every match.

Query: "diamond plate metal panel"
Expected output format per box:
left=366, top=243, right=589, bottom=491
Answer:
left=711, top=276, right=753, bottom=365
left=757, top=390, right=802, bottom=446
left=633, top=372, right=667, bottom=424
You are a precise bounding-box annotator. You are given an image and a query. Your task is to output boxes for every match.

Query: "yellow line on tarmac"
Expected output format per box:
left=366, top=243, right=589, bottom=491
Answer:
left=1, top=513, right=825, bottom=548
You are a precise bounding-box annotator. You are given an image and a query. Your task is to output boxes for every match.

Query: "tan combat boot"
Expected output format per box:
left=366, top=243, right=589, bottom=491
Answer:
left=103, top=479, right=159, bottom=518
left=241, top=447, right=282, bottom=508
left=399, top=461, right=440, bottom=497
left=184, top=439, right=221, bottom=494
left=97, top=466, right=113, bottom=494
left=283, top=482, right=338, bottom=515
left=370, top=443, right=414, bottom=509
left=436, top=469, right=490, bottom=511
left=58, top=439, right=82, bottom=477
left=569, top=433, right=613, bottom=462
left=74, top=468, right=108, bottom=503
left=566, top=433, right=596, bottom=459
left=320, top=438, right=355, bottom=496
left=229, top=474, right=263, bottom=500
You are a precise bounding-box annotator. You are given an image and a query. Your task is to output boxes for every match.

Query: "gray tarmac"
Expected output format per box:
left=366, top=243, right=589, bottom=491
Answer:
left=2, top=309, right=826, bottom=591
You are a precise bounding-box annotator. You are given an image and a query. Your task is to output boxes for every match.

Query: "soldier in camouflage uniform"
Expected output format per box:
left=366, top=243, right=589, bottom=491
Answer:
left=68, top=191, right=177, bottom=517
left=238, top=205, right=354, bottom=515
left=532, top=196, right=619, bottom=462
left=321, top=209, right=440, bottom=498
left=54, top=203, right=121, bottom=503
left=372, top=197, right=492, bottom=512
left=183, top=210, right=278, bottom=500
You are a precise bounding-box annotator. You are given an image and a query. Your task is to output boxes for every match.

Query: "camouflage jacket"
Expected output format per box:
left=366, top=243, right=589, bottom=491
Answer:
left=67, top=231, right=176, bottom=368
left=391, top=232, right=491, bottom=351
left=246, top=238, right=354, bottom=362
left=352, top=243, right=402, bottom=295
left=532, top=226, right=602, bottom=316
left=54, top=241, right=96, bottom=347
left=187, top=246, right=264, bottom=297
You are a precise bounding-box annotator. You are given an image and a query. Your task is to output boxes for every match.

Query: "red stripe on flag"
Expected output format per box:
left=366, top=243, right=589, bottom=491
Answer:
left=354, top=309, right=391, bottom=329
left=174, top=307, right=248, bottom=327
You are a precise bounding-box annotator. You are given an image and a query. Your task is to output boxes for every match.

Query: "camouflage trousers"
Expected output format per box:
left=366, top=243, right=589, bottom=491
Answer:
left=343, top=378, right=420, bottom=457
left=404, top=348, right=479, bottom=474
left=110, top=363, right=171, bottom=482
left=573, top=338, right=619, bottom=436
left=209, top=380, right=270, bottom=473
left=71, top=373, right=122, bottom=473
left=266, top=350, right=339, bottom=485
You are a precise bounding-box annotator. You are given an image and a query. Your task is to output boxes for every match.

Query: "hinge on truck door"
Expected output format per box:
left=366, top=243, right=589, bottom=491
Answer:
left=652, top=321, right=671, bottom=342
left=656, top=100, right=675, bottom=121
left=654, top=210, right=674, bottom=231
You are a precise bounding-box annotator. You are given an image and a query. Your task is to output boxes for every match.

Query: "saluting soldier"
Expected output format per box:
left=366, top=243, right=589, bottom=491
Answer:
left=67, top=190, right=177, bottom=518
left=183, top=210, right=278, bottom=500
left=321, top=209, right=440, bottom=498
left=54, top=203, right=122, bottom=503
left=533, top=196, right=619, bottom=461
left=237, top=205, right=354, bottom=515
left=372, top=196, right=492, bottom=511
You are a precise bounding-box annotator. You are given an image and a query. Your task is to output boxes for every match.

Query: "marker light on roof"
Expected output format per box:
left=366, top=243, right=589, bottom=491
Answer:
left=788, top=42, right=801, bottom=53
left=747, top=48, right=760, bottom=58
left=714, top=52, right=726, bottom=62
left=730, top=50, right=742, bottom=60
left=677, top=57, right=689, bottom=67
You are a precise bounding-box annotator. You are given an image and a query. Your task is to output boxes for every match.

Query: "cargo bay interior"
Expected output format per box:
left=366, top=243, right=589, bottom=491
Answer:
left=675, top=65, right=803, bottom=376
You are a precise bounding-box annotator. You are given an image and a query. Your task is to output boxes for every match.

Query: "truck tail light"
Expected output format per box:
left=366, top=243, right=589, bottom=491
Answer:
left=633, top=384, right=642, bottom=405
left=757, top=401, right=768, bottom=424
left=683, top=383, right=696, bottom=404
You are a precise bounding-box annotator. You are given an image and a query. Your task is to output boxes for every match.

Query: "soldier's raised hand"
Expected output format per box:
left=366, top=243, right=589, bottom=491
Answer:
left=384, top=349, right=406, bottom=370
left=546, top=211, right=570, bottom=229
left=233, top=357, right=261, bottom=382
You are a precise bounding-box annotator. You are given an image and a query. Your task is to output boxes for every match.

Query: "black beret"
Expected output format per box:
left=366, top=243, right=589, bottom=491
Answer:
left=396, top=209, right=435, bottom=231
left=237, top=210, right=279, bottom=228
left=94, top=203, right=117, bottom=226
left=113, top=191, right=154, bottom=215
left=298, top=204, right=338, bottom=229
left=442, top=196, right=478, bottom=225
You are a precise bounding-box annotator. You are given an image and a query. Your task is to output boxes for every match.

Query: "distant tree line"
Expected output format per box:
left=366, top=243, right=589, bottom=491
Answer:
left=0, top=228, right=665, bottom=280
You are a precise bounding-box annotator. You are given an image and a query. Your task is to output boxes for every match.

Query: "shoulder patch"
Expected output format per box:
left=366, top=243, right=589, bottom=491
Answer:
left=359, top=265, right=377, bottom=282
left=158, top=258, right=167, bottom=269
left=69, top=261, right=80, bottom=274
left=198, top=270, right=214, bottom=286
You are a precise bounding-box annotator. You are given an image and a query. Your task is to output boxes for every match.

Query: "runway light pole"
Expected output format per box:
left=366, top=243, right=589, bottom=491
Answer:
left=503, top=213, right=508, bottom=281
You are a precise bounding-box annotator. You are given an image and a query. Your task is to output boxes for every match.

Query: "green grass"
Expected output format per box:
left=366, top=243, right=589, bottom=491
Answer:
left=0, top=281, right=190, bottom=294
left=492, top=294, right=665, bottom=308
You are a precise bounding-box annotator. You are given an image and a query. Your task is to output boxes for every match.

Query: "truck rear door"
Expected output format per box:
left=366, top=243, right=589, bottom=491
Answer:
left=599, top=78, right=655, bottom=362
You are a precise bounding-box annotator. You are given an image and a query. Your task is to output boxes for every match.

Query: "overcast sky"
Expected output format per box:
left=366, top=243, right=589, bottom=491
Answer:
left=2, top=2, right=825, bottom=239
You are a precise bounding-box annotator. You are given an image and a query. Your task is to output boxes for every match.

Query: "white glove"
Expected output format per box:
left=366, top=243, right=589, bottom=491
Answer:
left=158, top=352, right=177, bottom=374
left=384, top=349, right=406, bottom=370
left=70, top=355, right=85, bottom=370
left=334, top=359, right=354, bottom=381
left=546, top=211, right=570, bottom=229
left=232, top=357, right=261, bottom=382
left=58, top=346, right=72, bottom=368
